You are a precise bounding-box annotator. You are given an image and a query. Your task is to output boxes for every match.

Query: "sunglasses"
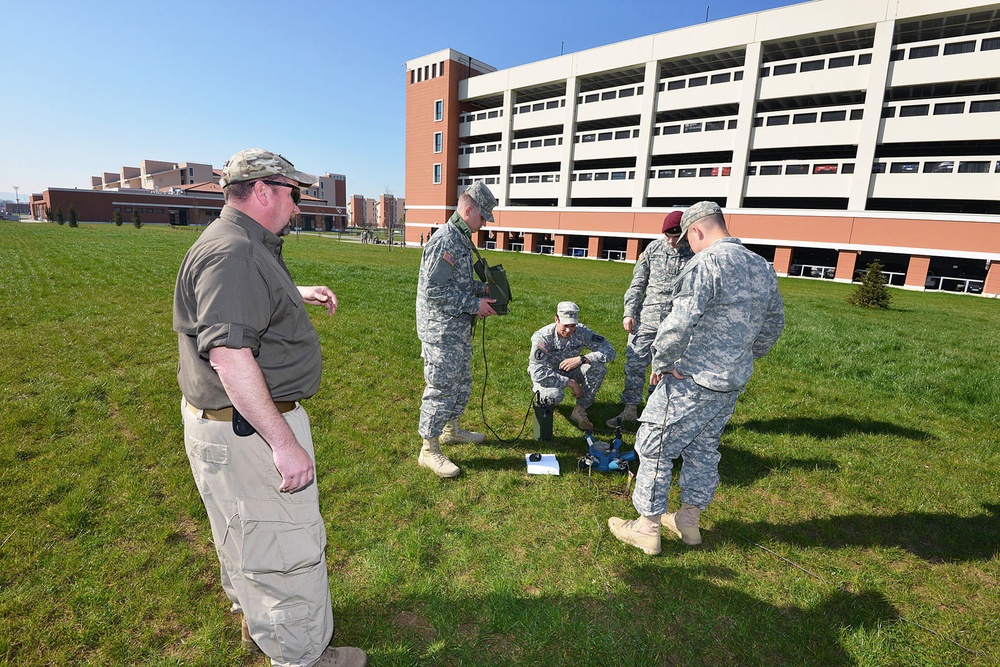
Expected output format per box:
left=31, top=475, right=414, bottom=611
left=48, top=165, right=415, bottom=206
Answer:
left=261, top=180, right=301, bottom=204
left=664, top=226, right=682, bottom=235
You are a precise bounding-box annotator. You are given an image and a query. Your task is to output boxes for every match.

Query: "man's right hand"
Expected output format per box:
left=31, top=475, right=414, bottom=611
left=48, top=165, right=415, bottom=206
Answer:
left=567, top=378, right=583, bottom=398
left=477, top=298, right=497, bottom=318
left=623, top=316, right=635, bottom=333
left=273, top=441, right=315, bottom=493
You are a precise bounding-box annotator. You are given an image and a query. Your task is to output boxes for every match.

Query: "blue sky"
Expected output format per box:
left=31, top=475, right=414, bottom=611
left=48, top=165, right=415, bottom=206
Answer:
left=1, top=0, right=801, bottom=202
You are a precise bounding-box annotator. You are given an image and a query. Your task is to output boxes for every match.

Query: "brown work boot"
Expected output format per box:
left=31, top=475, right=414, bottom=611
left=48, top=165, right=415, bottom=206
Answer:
left=439, top=418, right=486, bottom=444
left=570, top=404, right=594, bottom=431
left=418, top=437, right=460, bottom=478
left=662, top=503, right=702, bottom=545
left=606, top=404, right=638, bottom=428
left=314, top=645, right=368, bottom=666
left=240, top=615, right=261, bottom=654
left=608, top=514, right=662, bottom=555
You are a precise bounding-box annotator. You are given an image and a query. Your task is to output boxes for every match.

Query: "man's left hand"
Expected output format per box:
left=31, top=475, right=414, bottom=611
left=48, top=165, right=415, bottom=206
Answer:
left=298, top=286, right=338, bottom=315
left=559, top=356, right=584, bottom=372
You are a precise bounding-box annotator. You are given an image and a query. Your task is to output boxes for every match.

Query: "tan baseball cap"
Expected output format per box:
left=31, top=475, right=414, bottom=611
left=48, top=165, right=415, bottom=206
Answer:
left=219, top=148, right=318, bottom=188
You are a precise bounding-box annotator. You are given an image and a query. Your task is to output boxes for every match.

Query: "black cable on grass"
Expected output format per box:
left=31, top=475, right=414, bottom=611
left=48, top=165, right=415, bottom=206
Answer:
left=476, top=316, right=533, bottom=445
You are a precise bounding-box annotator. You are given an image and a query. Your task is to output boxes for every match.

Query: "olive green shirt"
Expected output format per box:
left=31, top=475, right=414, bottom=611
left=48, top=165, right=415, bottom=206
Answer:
left=173, top=205, right=322, bottom=409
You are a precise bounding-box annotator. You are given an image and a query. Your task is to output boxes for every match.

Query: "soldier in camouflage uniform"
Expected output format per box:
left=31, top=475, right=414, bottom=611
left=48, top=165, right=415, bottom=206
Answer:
left=416, top=181, right=498, bottom=478
left=528, top=301, right=617, bottom=431
left=607, top=210, right=694, bottom=428
left=608, top=201, right=785, bottom=555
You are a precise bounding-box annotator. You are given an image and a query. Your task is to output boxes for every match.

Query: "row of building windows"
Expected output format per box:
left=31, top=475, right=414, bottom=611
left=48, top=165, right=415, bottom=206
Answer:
left=572, top=170, right=636, bottom=181
left=755, top=108, right=864, bottom=126
left=459, top=108, right=503, bottom=123
left=760, top=52, right=873, bottom=77
left=889, top=34, right=1000, bottom=61
left=512, top=137, right=563, bottom=149
left=115, top=207, right=166, bottom=214
left=575, top=128, right=640, bottom=143
left=411, top=61, right=446, bottom=84
left=655, top=118, right=738, bottom=135
left=513, top=99, right=566, bottom=114
left=882, top=98, right=1000, bottom=117
left=659, top=69, right=745, bottom=92
left=458, top=143, right=502, bottom=154
left=577, top=85, right=644, bottom=104
left=872, top=159, right=1000, bottom=174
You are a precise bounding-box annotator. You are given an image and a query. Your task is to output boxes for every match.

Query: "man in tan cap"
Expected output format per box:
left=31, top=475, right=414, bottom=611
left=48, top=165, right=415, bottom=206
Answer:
left=608, top=201, right=784, bottom=556
left=528, top=301, right=616, bottom=431
left=415, top=181, right=498, bottom=477
left=174, top=148, right=366, bottom=666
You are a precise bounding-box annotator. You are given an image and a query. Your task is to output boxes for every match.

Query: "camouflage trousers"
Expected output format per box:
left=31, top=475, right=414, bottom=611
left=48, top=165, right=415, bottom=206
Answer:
left=631, top=375, right=739, bottom=516
left=620, top=320, right=660, bottom=405
left=419, top=340, right=473, bottom=438
left=533, top=359, right=607, bottom=410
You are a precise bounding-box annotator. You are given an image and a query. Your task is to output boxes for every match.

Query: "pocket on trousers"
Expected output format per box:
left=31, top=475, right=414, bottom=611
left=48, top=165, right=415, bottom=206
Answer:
left=237, top=498, right=326, bottom=574
left=188, top=438, right=229, bottom=465
left=270, top=602, right=315, bottom=662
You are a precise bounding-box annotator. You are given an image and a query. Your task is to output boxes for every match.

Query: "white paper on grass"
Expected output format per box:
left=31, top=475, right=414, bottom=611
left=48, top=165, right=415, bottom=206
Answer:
left=525, top=453, right=560, bottom=475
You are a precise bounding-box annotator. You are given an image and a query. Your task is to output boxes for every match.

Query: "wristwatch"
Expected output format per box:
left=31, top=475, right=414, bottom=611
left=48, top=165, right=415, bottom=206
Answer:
left=579, top=355, right=587, bottom=364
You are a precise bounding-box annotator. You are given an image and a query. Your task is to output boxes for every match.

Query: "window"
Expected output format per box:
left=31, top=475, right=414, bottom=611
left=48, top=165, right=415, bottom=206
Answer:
left=683, top=122, right=703, bottom=132
left=766, top=115, right=789, bottom=126
left=532, top=103, right=544, bottom=112
left=958, top=161, right=990, bottom=173
left=760, top=165, right=781, bottom=175
left=858, top=53, right=872, bottom=65
left=667, top=79, right=685, bottom=90
left=663, top=125, right=680, bottom=135
left=821, top=110, right=847, bottom=122
left=760, top=67, right=770, bottom=77
left=982, top=37, right=1000, bottom=51
left=923, top=161, right=953, bottom=173
left=800, top=59, right=824, bottom=72
left=728, top=119, right=738, bottom=129
left=543, top=138, right=557, bottom=146
left=711, top=72, right=731, bottom=84
left=598, top=132, right=613, bottom=141
left=889, top=50, right=904, bottom=61
left=699, top=167, right=716, bottom=177
left=934, top=102, right=965, bottom=115
left=611, top=171, right=626, bottom=180
left=585, top=93, right=599, bottom=103
left=578, top=173, right=593, bottom=181
left=432, top=164, right=441, bottom=184
left=773, top=63, right=796, bottom=75
left=434, top=100, right=443, bottom=121
left=850, top=109, right=864, bottom=120
left=734, top=71, right=744, bottom=81
left=619, top=88, right=634, bottom=98
left=488, top=110, right=499, bottom=118
left=785, top=164, right=809, bottom=175
left=793, top=112, right=817, bottom=124
left=813, top=164, right=838, bottom=174
left=679, top=168, right=696, bottom=178
left=909, top=45, right=939, bottom=59
left=705, top=120, right=725, bottom=131
left=753, top=117, right=764, bottom=127
left=872, top=162, right=886, bottom=173
left=689, top=76, right=708, bottom=87
left=842, top=163, right=856, bottom=174
left=899, top=104, right=930, bottom=117
left=615, top=130, right=631, bottom=139
left=658, top=169, right=675, bottom=178
left=944, top=41, right=975, bottom=55
left=595, top=173, right=609, bottom=181
left=582, top=134, right=596, bottom=142
left=601, top=90, right=616, bottom=100
left=829, top=55, right=854, bottom=69
left=746, top=166, right=757, bottom=175
left=547, top=100, right=560, bottom=109
left=882, top=107, right=896, bottom=118
left=970, top=99, right=1000, bottom=113
left=889, top=162, right=919, bottom=173
left=434, top=132, right=442, bottom=153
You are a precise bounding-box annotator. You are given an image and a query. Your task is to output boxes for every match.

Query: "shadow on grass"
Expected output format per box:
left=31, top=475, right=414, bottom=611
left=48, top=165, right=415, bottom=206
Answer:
left=715, top=504, right=1000, bottom=562
left=348, top=565, right=898, bottom=666
left=719, top=444, right=840, bottom=487
left=734, top=416, right=935, bottom=442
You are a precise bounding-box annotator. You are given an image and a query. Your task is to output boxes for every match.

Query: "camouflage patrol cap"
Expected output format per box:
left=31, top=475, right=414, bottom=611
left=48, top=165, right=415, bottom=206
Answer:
left=679, top=201, right=723, bottom=241
left=219, top=148, right=318, bottom=188
left=465, top=181, right=497, bottom=222
left=556, top=301, right=579, bottom=325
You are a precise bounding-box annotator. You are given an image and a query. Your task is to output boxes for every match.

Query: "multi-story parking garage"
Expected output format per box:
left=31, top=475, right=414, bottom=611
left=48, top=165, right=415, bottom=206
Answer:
left=404, top=0, right=1000, bottom=296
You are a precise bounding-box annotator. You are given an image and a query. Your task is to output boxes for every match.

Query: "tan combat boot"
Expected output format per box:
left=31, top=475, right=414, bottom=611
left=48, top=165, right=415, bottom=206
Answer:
left=662, top=503, right=702, bottom=545
left=570, top=404, right=594, bottom=430
left=608, top=514, right=662, bottom=555
left=439, top=418, right=486, bottom=444
left=418, top=437, right=460, bottom=478
left=314, top=645, right=368, bottom=666
left=240, top=616, right=261, bottom=653
left=606, top=404, right=638, bottom=428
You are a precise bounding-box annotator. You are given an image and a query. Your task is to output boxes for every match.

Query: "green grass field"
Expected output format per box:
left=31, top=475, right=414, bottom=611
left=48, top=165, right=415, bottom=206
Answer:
left=1, top=222, right=998, bottom=666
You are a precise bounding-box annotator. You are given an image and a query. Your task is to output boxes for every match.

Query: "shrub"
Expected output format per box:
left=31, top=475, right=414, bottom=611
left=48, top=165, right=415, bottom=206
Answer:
left=113, top=209, right=123, bottom=226
left=68, top=205, right=78, bottom=228
left=131, top=209, right=142, bottom=229
left=849, top=259, right=892, bottom=309
left=45, top=207, right=53, bottom=222
left=55, top=206, right=65, bottom=225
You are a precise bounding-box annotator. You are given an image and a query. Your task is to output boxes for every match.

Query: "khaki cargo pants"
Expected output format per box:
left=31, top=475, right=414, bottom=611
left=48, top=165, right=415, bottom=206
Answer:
left=182, top=398, right=334, bottom=667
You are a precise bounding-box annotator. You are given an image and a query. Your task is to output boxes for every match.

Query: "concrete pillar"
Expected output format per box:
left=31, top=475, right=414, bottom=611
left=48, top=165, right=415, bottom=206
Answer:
left=588, top=236, right=603, bottom=259
left=835, top=250, right=859, bottom=282
left=773, top=247, right=793, bottom=275
left=905, top=255, right=932, bottom=290
left=472, top=230, right=486, bottom=248
left=984, top=261, right=999, bottom=297
left=626, top=238, right=642, bottom=262
left=555, top=234, right=570, bottom=256
left=523, top=232, right=540, bottom=254
left=496, top=230, right=509, bottom=251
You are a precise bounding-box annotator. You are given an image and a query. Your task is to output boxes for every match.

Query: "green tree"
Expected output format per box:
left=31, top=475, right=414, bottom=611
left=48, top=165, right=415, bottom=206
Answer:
left=68, top=204, right=78, bottom=228
left=131, top=209, right=142, bottom=228
left=849, top=259, right=892, bottom=309
left=113, top=208, right=123, bottom=226
left=45, top=207, right=53, bottom=222
left=55, top=206, right=65, bottom=225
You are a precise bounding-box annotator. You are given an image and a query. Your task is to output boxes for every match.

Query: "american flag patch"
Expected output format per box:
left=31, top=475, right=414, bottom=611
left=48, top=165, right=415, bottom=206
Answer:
left=537, top=341, right=548, bottom=353
left=442, top=251, right=455, bottom=266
